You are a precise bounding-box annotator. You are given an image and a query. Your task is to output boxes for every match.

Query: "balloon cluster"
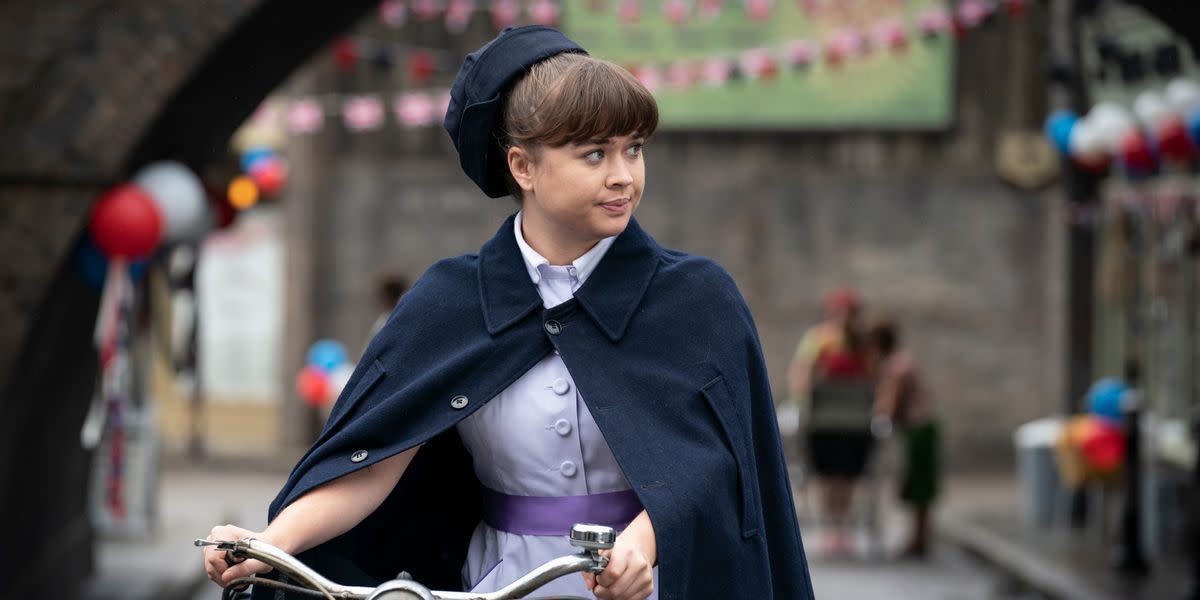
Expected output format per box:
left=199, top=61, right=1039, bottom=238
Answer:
left=1059, top=414, right=1126, bottom=477
left=296, top=339, right=355, bottom=408
left=227, top=146, right=290, bottom=212
left=81, top=161, right=211, bottom=288
left=1044, top=77, right=1200, bottom=178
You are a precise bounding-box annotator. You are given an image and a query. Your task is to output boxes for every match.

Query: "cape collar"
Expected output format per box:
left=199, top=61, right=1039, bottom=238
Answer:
left=479, top=213, right=660, bottom=342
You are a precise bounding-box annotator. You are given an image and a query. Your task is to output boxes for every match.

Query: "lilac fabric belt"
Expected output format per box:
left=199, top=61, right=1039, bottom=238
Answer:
left=481, top=487, right=643, bottom=536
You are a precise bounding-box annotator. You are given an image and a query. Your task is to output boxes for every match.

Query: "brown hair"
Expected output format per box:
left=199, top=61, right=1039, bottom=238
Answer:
left=497, top=52, right=659, bottom=198
left=868, top=318, right=900, bottom=356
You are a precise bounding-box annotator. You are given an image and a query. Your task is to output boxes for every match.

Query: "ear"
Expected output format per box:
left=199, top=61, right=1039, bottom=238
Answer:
left=507, top=146, right=536, bottom=193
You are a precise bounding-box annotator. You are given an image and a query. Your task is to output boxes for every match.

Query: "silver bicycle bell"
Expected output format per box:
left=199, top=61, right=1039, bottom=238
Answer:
left=570, top=524, right=616, bottom=573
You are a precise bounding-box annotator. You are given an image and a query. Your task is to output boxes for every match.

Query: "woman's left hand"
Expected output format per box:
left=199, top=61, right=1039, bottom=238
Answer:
left=583, top=510, right=656, bottom=600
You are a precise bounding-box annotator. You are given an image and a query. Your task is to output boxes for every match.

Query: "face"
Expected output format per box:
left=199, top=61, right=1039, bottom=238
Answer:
left=825, top=304, right=859, bottom=328
left=509, top=133, right=646, bottom=250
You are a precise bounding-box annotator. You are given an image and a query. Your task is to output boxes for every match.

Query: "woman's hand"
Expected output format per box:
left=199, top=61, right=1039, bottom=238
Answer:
left=203, top=524, right=274, bottom=587
left=583, top=511, right=656, bottom=600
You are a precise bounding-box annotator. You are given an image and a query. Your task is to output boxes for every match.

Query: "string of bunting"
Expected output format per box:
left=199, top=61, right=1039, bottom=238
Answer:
left=308, top=0, right=1029, bottom=133
left=370, top=0, right=1027, bottom=34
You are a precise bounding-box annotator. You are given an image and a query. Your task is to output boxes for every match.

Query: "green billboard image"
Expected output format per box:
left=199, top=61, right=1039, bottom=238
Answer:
left=562, top=0, right=956, bottom=129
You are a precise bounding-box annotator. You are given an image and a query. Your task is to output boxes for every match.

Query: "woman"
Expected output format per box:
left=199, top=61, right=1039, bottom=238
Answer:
left=868, top=318, right=940, bottom=558
left=787, top=287, right=873, bottom=553
left=203, top=26, right=813, bottom=600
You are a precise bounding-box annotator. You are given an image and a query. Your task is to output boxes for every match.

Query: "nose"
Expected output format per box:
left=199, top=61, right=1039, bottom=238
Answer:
left=606, top=155, right=633, bottom=189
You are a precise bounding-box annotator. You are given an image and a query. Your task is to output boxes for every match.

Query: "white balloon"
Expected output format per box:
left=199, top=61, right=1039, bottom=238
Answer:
left=1069, top=118, right=1107, bottom=160
left=1086, top=102, right=1136, bottom=151
left=1165, top=78, right=1200, bottom=113
left=327, top=363, right=356, bottom=403
left=134, top=161, right=209, bottom=243
left=1133, top=90, right=1171, bottom=126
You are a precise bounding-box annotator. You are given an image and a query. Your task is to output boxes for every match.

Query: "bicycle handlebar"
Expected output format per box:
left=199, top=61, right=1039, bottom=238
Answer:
left=196, top=523, right=615, bottom=600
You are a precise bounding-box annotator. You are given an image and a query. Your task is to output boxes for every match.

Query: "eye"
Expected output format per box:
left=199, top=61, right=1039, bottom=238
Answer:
left=626, top=143, right=644, bottom=158
left=584, top=149, right=604, bottom=163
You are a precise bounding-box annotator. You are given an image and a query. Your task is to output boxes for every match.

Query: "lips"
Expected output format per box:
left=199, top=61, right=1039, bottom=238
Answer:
left=600, top=198, right=630, bottom=209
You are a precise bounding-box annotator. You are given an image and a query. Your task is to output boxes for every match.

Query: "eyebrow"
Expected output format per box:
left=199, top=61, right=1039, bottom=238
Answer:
left=572, top=134, right=645, bottom=147
left=573, top=137, right=611, bottom=147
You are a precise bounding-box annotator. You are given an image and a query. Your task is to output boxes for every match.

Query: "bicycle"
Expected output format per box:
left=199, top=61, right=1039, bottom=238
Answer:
left=195, top=523, right=615, bottom=600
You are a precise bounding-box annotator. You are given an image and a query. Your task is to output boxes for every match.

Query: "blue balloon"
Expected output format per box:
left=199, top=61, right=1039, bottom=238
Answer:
left=240, top=147, right=276, bottom=172
left=1186, top=106, right=1200, bottom=146
left=307, top=339, right=348, bottom=372
left=1043, top=110, right=1078, bottom=156
left=74, top=235, right=149, bottom=290
left=1086, top=377, right=1127, bottom=422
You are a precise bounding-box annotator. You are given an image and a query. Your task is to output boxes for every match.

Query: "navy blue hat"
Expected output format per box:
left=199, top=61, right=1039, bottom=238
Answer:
left=443, top=26, right=587, bottom=198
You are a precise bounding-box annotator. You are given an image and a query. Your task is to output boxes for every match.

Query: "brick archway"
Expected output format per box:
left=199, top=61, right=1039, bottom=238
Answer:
left=0, top=2, right=374, bottom=595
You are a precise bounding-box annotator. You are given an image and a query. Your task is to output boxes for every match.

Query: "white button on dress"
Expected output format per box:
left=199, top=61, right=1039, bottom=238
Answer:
left=551, top=378, right=571, bottom=395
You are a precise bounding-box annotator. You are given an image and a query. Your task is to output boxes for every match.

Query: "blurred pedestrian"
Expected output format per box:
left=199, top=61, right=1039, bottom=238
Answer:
left=364, top=270, right=408, bottom=353
left=787, top=286, right=873, bottom=552
left=867, top=317, right=940, bottom=558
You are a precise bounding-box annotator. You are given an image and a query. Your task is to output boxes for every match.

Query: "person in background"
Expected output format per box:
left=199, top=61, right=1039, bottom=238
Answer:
left=364, top=270, right=408, bottom=352
left=787, top=287, right=872, bottom=552
left=868, top=317, right=940, bottom=558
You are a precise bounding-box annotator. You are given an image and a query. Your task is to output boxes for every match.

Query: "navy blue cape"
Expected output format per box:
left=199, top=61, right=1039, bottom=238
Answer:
left=254, top=215, right=814, bottom=600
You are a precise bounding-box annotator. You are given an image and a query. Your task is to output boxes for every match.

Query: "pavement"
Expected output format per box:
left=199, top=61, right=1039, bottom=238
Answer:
left=81, top=461, right=288, bottom=600
left=938, top=481, right=1192, bottom=600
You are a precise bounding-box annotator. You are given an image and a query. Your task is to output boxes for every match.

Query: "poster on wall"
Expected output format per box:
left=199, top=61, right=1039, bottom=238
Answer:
left=196, top=213, right=284, bottom=403
left=562, top=0, right=955, bottom=129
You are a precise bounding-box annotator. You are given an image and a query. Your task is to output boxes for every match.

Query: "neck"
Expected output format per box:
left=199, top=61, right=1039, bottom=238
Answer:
left=520, top=211, right=599, bottom=265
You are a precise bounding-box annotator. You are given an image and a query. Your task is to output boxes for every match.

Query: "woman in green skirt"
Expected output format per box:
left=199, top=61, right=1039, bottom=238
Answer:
left=869, top=319, right=941, bottom=558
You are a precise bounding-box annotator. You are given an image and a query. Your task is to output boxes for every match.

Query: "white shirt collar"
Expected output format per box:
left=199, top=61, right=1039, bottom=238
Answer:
left=513, top=211, right=616, bottom=286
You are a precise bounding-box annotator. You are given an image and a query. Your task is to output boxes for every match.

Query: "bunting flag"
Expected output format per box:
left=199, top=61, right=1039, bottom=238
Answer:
left=394, top=92, right=438, bottom=127
left=701, top=57, right=733, bottom=86
left=667, top=61, right=696, bottom=89
left=343, top=95, right=386, bottom=131
left=663, top=0, right=691, bottom=25
left=379, top=0, right=408, bottom=27
left=445, top=0, right=475, bottom=32
left=529, top=0, right=561, bottom=26
left=617, top=0, right=642, bottom=24
left=697, top=0, right=722, bottom=21
left=491, top=0, right=520, bottom=29
left=287, top=98, right=325, bottom=134
left=411, top=0, right=444, bottom=21
left=744, top=0, right=774, bottom=21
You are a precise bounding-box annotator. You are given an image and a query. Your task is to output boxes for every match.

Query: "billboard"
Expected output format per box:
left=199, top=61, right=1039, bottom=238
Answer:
left=562, top=0, right=955, bottom=129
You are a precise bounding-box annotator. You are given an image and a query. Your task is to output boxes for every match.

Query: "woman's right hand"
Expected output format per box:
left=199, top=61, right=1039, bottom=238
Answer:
left=203, top=524, right=274, bottom=587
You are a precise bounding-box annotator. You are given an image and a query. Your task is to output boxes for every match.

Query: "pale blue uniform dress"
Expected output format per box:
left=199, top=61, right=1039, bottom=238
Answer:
left=455, top=212, right=659, bottom=598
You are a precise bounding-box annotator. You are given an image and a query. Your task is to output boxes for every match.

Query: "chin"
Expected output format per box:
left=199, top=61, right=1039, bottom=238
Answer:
left=595, top=215, right=631, bottom=238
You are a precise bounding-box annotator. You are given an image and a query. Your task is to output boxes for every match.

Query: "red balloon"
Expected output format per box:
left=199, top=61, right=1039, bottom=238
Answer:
left=1155, top=118, right=1196, bottom=162
left=250, top=159, right=288, bottom=197
left=89, top=184, right=164, bottom=259
left=1079, top=420, right=1125, bottom=473
left=296, top=366, right=330, bottom=407
left=1118, top=130, right=1157, bottom=173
